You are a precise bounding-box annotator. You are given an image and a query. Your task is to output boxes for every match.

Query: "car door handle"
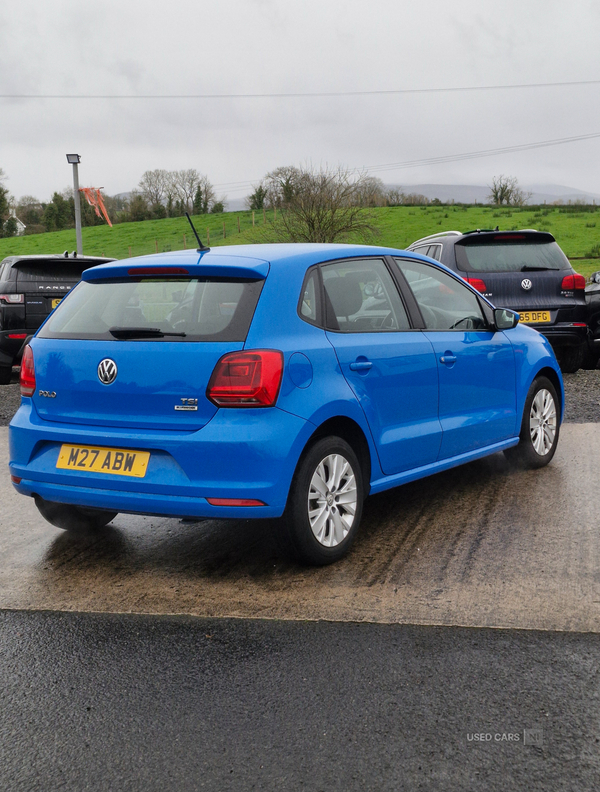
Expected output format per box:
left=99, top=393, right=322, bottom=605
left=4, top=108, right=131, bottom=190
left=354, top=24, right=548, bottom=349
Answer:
left=349, top=360, right=373, bottom=371
left=440, top=353, right=457, bottom=366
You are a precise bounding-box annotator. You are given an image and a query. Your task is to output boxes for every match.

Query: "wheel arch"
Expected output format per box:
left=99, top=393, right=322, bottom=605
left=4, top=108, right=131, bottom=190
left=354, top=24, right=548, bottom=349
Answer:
left=302, top=416, right=373, bottom=497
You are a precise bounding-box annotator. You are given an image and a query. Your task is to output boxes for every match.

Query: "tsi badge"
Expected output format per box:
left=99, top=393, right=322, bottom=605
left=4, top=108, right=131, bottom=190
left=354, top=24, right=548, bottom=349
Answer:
left=175, top=398, right=198, bottom=412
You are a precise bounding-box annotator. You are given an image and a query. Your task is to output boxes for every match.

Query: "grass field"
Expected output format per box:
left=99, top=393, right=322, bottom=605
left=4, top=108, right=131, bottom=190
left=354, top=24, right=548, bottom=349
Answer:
left=1, top=204, right=600, bottom=277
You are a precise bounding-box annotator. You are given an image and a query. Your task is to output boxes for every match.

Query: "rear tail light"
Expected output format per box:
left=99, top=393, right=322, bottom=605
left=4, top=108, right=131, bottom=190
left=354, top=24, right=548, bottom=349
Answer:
left=10, top=475, right=22, bottom=485
left=207, top=350, right=283, bottom=407
left=20, top=346, right=35, bottom=397
left=467, top=277, right=488, bottom=293
left=561, top=273, right=586, bottom=290
left=0, top=294, right=24, bottom=304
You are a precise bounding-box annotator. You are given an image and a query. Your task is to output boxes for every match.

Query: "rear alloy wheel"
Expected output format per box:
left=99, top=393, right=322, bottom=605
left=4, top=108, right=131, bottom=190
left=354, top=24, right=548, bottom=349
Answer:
left=0, top=365, right=13, bottom=385
left=558, top=345, right=584, bottom=374
left=34, top=495, right=118, bottom=533
left=504, top=376, right=559, bottom=468
left=284, top=436, right=364, bottom=565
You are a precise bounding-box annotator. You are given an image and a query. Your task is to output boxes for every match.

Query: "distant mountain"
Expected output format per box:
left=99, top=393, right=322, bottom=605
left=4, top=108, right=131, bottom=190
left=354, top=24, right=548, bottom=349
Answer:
left=388, top=183, right=600, bottom=205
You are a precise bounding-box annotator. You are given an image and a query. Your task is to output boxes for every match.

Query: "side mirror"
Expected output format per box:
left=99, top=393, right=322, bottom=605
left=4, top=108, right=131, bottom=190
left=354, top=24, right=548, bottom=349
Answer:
left=494, top=308, right=519, bottom=331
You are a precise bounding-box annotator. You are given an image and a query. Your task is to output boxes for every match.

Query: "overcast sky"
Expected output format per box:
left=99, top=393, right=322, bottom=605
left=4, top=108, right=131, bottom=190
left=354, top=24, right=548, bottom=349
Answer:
left=2, top=0, right=600, bottom=203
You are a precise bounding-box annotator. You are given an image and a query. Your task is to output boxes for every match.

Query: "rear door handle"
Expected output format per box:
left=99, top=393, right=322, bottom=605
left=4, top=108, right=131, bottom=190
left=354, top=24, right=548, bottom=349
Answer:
left=349, top=360, right=373, bottom=371
left=440, top=353, right=457, bottom=366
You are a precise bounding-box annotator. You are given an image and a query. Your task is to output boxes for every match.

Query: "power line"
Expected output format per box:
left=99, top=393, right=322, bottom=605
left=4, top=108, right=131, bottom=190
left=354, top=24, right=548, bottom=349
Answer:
left=214, top=131, right=600, bottom=194
left=2, top=79, right=600, bottom=100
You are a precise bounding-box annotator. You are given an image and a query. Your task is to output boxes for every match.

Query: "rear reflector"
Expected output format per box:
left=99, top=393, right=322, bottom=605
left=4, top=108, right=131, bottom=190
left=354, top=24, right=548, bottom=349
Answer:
left=128, top=267, right=189, bottom=276
left=20, top=346, right=35, bottom=397
left=10, top=475, right=22, bottom=485
left=207, top=350, right=284, bottom=407
left=467, top=277, right=488, bottom=293
left=8, top=333, right=27, bottom=339
left=561, top=273, right=586, bottom=290
left=206, top=498, right=266, bottom=507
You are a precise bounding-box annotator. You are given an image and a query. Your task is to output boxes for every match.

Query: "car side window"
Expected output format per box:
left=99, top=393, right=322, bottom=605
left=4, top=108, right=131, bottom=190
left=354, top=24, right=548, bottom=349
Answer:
left=395, top=258, right=488, bottom=331
left=321, top=258, right=410, bottom=332
left=298, top=268, right=320, bottom=325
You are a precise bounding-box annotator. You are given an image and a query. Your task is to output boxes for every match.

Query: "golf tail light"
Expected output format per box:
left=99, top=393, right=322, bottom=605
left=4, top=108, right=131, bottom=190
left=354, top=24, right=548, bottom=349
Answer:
left=20, top=346, right=35, bottom=397
left=468, top=277, right=488, bottom=293
left=207, top=350, right=283, bottom=407
left=561, top=273, right=586, bottom=290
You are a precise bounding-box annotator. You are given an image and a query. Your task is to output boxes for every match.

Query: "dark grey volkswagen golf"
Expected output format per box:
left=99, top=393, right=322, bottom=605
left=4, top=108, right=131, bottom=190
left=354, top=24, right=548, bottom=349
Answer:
left=408, top=229, right=588, bottom=373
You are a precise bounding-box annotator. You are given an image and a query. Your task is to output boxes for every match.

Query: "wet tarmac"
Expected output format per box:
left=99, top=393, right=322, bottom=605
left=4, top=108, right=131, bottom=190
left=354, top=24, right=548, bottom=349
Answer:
left=2, top=424, right=600, bottom=632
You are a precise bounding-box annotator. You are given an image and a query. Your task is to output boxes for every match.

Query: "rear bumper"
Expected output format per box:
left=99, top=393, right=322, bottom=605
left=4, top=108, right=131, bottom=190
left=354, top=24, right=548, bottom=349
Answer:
left=538, top=323, right=589, bottom=350
left=9, top=402, right=315, bottom=519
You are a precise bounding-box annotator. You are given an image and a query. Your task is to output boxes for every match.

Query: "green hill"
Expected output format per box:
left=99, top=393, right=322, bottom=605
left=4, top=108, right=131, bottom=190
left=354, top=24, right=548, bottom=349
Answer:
left=1, top=204, right=599, bottom=277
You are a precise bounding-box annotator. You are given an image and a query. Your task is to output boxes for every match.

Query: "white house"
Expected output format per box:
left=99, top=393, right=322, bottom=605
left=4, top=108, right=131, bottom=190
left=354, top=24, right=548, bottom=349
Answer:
left=9, top=208, right=26, bottom=236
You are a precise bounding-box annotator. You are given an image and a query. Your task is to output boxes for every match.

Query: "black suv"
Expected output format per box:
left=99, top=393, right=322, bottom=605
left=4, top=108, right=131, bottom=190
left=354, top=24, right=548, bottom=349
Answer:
left=0, top=253, right=114, bottom=383
left=408, top=229, right=588, bottom=373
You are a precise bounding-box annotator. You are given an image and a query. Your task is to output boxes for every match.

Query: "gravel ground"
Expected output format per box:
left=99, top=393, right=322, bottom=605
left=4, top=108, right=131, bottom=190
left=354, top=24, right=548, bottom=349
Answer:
left=1, top=365, right=599, bottom=426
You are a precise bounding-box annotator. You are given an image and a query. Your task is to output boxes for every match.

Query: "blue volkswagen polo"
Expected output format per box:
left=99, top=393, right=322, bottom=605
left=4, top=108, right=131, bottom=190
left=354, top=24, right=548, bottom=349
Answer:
left=9, top=243, right=563, bottom=565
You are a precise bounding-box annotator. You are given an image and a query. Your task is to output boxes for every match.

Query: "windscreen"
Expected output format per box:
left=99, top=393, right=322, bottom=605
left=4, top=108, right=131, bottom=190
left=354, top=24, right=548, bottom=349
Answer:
left=38, top=277, right=263, bottom=341
left=455, top=239, right=570, bottom=273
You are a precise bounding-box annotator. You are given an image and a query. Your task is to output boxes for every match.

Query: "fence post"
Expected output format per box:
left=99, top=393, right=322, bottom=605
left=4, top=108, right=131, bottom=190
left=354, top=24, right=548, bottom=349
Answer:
left=155, top=240, right=159, bottom=253
left=252, top=211, right=255, bottom=227
left=274, top=207, right=277, bottom=221
left=183, top=234, right=187, bottom=249
left=223, top=222, right=226, bottom=239
left=237, top=215, right=240, bottom=233
left=207, top=228, right=210, bottom=245
left=263, top=207, right=266, bottom=224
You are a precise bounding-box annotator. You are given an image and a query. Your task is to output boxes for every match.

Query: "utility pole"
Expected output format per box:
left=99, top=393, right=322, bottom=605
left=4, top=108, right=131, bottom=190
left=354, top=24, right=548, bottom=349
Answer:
left=66, top=154, right=83, bottom=255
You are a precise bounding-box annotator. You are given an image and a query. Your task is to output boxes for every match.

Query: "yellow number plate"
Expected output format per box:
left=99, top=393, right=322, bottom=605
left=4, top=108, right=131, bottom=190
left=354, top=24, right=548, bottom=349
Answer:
left=51, top=298, right=62, bottom=309
left=56, top=444, right=150, bottom=478
left=519, top=310, right=551, bottom=324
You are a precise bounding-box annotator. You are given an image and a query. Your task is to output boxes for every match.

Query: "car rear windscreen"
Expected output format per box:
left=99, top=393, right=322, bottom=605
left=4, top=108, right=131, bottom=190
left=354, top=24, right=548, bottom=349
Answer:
left=38, top=278, right=263, bottom=342
left=15, top=261, right=93, bottom=281
left=455, top=238, right=570, bottom=273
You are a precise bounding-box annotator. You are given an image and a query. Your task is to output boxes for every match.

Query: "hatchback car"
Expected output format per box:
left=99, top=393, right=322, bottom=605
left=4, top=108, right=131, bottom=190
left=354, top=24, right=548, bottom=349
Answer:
left=9, top=243, right=563, bottom=565
left=408, top=229, right=588, bottom=372
left=0, top=253, right=114, bottom=383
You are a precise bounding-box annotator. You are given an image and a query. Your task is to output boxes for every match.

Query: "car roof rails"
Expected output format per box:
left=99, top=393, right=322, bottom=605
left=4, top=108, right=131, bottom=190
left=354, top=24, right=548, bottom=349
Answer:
left=409, top=230, right=462, bottom=246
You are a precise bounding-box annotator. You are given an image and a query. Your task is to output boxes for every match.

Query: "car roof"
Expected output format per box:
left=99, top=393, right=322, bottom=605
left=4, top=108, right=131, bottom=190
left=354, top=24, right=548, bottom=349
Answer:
left=82, top=243, right=440, bottom=282
left=410, top=229, right=556, bottom=247
left=0, top=254, right=115, bottom=266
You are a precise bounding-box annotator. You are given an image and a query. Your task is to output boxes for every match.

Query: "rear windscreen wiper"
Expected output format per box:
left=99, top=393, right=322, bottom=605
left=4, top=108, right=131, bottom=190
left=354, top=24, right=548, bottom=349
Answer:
left=109, top=326, right=186, bottom=339
left=521, top=265, right=553, bottom=271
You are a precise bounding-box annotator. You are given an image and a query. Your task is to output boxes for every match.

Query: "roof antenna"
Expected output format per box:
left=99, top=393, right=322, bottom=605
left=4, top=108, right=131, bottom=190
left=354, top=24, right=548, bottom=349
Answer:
left=185, top=212, right=210, bottom=252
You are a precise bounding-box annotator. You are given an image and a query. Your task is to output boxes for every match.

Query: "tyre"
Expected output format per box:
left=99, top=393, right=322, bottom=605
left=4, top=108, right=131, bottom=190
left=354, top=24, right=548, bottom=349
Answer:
left=0, top=365, right=13, bottom=385
left=283, top=436, right=364, bottom=566
left=504, top=376, right=560, bottom=469
left=558, top=345, right=584, bottom=374
left=34, top=495, right=118, bottom=533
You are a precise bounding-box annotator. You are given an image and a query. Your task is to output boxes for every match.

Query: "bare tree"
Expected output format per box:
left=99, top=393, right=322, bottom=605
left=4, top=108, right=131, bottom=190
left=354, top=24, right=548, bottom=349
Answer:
left=138, top=169, right=169, bottom=209
left=169, top=170, right=215, bottom=214
left=263, top=166, right=303, bottom=209
left=353, top=176, right=387, bottom=207
left=488, top=175, right=531, bottom=206
left=264, top=165, right=378, bottom=243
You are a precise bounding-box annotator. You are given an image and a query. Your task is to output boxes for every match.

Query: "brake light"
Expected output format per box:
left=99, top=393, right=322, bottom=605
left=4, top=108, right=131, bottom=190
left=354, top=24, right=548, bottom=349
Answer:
left=8, top=333, right=27, bottom=339
left=128, top=267, right=189, bottom=276
left=561, top=273, right=586, bottom=290
left=20, top=346, right=35, bottom=397
left=0, top=293, right=24, bottom=304
left=467, top=277, right=488, bottom=293
left=207, top=350, right=283, bottom=407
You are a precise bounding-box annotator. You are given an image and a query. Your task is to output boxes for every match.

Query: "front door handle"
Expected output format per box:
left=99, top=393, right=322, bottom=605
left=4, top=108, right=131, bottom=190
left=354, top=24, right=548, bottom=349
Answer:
left=349, top=359, right=373, bottom=372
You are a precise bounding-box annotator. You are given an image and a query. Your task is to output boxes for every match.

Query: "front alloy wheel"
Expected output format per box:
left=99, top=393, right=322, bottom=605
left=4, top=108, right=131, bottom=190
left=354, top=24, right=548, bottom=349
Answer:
left=285, top=436, right=364, bottom=565
left=505, top=376, right=560, bottom=468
